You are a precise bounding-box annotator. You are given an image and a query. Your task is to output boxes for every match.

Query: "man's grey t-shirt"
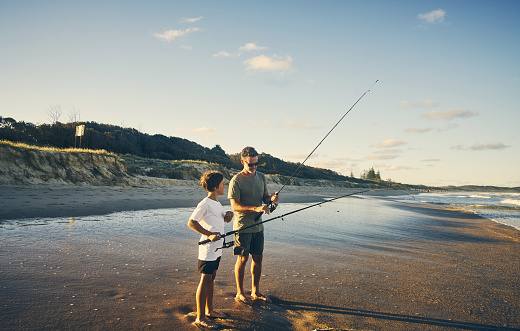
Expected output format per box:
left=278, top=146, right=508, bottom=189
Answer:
left=228, top=171, right=267, bottom=233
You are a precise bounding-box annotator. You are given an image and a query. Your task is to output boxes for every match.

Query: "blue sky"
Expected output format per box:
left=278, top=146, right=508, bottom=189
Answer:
left=1, top=1, right=519, bottom=187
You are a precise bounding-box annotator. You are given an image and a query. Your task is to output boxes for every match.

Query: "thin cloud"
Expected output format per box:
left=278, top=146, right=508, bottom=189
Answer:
left=387, top=165, right=414, bottom=171
left=374, top=149, right=402, bottom=154
left=153, top=27, right=201, bottom=42
left=405, top=127, right=433, bottom=133
left=470, top=142, right=510, bottom=151
left=239, top=42, right=268, bottom=52
left=248, top=120, right=269, bottom=127
left=398, top=99, right=437, bottom=108
left=418, top=9, right=446, bottom=24
left=366, top=154, right=399, bottom=160
left=422, top=158, right=441, bottom=162
left=192, top=127, right=216, bottom=133
left=181, top=16, right=203, bottom=23
left=281, top=118, right=318, bottom=129
left=370, top=139, right=406, bottom=148
left=180, top=45, right=192, bottom=51
left=213, top=51, right=232, bottom=57
left=244, top=55, right=295, bottom=74
left=451, top=142, right=509, bottom=151
left=422, top=109, right=478, bottom=120
left=451, top=145, right=465, bottom=151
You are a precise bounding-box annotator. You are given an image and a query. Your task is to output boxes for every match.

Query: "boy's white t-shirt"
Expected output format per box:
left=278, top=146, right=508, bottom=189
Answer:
left=189, top=197, right=226, bottom=261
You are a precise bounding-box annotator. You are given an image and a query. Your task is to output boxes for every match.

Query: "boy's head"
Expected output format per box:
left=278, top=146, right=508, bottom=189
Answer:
left=200, top=170, right=224, bottom=192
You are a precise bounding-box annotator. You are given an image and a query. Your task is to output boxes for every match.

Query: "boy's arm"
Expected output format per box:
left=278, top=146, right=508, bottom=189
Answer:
left=187, top=219, right=220, bottom=242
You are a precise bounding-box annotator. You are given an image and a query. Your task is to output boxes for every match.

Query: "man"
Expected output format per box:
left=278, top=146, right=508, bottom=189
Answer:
left=228, top=146, right=279, bottom=305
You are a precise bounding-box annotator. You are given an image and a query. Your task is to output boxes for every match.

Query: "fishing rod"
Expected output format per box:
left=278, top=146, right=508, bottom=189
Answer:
left=277, top=79, right=379, bottom=195
left=199, top=188, right=375, bottom=248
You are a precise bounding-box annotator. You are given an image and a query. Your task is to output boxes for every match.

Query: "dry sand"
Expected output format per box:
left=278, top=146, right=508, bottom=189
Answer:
left=1, top=183, right=519, bottom=330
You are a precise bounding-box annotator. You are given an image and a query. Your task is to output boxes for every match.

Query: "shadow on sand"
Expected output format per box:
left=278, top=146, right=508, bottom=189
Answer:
left=270, top=298, right=515, bottom=331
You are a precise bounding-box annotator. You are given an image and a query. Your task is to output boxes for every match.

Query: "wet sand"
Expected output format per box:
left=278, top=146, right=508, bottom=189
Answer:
left=1, top=184, right=520, bottom=330
left=0, top=184, right=370, bottom=221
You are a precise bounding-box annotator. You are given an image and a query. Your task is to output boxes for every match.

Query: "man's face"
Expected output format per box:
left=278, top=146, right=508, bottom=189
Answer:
left=242, top=156, right=259, bottom=174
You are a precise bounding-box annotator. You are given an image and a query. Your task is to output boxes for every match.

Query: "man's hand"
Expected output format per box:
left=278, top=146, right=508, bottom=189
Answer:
left=271, top=191, right=280, bottom=203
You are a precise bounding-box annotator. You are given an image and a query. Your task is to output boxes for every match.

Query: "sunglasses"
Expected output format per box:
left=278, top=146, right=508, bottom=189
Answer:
left=245, top=161, right=259, bottom=167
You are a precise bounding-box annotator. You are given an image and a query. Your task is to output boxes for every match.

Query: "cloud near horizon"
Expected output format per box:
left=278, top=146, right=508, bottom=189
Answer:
left=366, top=154, right=399, bottom=160
left=154, top=27, right=201, bottom=42
left=192, top=127, right=216, bottom=133
left=418, top=9, right=446, bottom=24
left=398, top=99, right=437, bottom=108
left=405, top=127, right=433, bottom=133
left=452, top=141, right=509, bottom=151
left=281, top=118, right=318, bottom=129
left=370, top=139, right=406, bottom=148
left=422, top=109, right=478, bottom=120
left=387, top=165, right=414, bottom=171
left=244, top=55, right=295, bottom=74
left=248, top=120, right=269, bottom=127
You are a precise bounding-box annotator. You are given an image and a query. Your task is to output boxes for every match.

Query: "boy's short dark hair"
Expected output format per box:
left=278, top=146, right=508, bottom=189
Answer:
left=200, top=171, right=224, bottom=192
left=241, top=146, right=258, bottom=158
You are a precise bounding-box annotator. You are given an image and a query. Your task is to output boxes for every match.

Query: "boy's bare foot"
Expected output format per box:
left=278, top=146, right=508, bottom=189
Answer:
left=235, top=293, right=252, bottom=305
left=193, top=319, right=218, bottom=329
left=251, top=293, right=272, bottom=303
left=206, top=311, right=227, bottom=319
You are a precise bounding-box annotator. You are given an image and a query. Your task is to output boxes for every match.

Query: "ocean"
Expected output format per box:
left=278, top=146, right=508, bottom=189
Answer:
left=379, top=191, right=520, bottom=231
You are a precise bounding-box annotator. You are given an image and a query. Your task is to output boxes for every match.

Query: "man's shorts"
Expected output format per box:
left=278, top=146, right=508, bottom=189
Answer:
left=198, top=256, right=221, bottom=274
left=234, top=231, right=264, bottom=256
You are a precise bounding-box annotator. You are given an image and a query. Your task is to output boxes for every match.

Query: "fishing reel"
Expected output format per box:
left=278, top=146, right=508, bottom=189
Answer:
left=215, top=236, right=234, bottom=251
left=267, top=201, right=278, bottom=213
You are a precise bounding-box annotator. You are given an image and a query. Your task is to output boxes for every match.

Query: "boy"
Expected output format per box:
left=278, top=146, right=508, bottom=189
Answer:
left=188, top=170, right=233, bottom=329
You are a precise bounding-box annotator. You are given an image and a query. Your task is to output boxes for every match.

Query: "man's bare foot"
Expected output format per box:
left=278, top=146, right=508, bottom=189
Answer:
left=206, top=311, right=227, bottom=319
left=235, top=293, right=252, bottom=305
left=193, top=318, right=218, bottom=329
left=251, top=293, right=272, bottom=303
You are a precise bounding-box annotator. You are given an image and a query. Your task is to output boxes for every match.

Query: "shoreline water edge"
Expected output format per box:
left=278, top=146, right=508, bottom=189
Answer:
left=1, top=183, right=519, bottom=330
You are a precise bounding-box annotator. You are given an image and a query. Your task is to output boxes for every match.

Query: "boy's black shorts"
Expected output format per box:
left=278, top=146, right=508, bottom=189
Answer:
left=198, top=256, right=221, bottom=274
left=234, top=231, right=264, bottom=256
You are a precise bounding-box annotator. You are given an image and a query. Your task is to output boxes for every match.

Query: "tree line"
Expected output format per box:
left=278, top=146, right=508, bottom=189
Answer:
left=1, top=116, right=372, bottom=183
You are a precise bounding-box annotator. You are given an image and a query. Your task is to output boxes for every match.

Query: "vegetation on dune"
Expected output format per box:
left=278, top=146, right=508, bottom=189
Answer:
left=0, top=116, right=367, bottom=183
left=2, top=116, right=518, bottom=192
left=0, top=139, right=115, bottom=156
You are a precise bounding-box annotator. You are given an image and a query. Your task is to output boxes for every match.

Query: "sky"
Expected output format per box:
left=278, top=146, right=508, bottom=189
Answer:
left=1, top=0, right=519, bottom=187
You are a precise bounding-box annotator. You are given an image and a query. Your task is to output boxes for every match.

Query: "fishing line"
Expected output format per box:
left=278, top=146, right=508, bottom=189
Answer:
left=277, top=79, right=379, bottom=195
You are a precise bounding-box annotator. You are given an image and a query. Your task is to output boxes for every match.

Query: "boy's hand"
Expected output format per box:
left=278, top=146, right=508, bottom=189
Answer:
left=224, top=211, right=234, bottom=223
left=209, top=232, right=221, bottom=242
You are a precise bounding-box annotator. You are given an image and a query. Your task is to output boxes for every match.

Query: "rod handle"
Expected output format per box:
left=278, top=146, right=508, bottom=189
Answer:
left=199, top=238, right=211, bottom=245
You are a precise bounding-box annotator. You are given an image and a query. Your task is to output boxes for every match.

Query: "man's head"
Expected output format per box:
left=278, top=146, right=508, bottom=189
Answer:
left=241, top=146, right=259, bottom=174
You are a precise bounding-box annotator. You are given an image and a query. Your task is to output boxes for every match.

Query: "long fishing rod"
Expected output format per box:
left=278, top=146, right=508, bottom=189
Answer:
left=199, top=188, right=375, bottom=247
left=277, top=79, right=379, bottom=195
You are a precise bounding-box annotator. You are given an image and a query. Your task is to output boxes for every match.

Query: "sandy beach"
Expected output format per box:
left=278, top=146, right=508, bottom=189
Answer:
left=1, top=183, right=519, bottom=330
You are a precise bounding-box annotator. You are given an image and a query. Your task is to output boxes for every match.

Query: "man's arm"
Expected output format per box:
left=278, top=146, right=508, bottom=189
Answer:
left=230, top=198, right=271, bottom=214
